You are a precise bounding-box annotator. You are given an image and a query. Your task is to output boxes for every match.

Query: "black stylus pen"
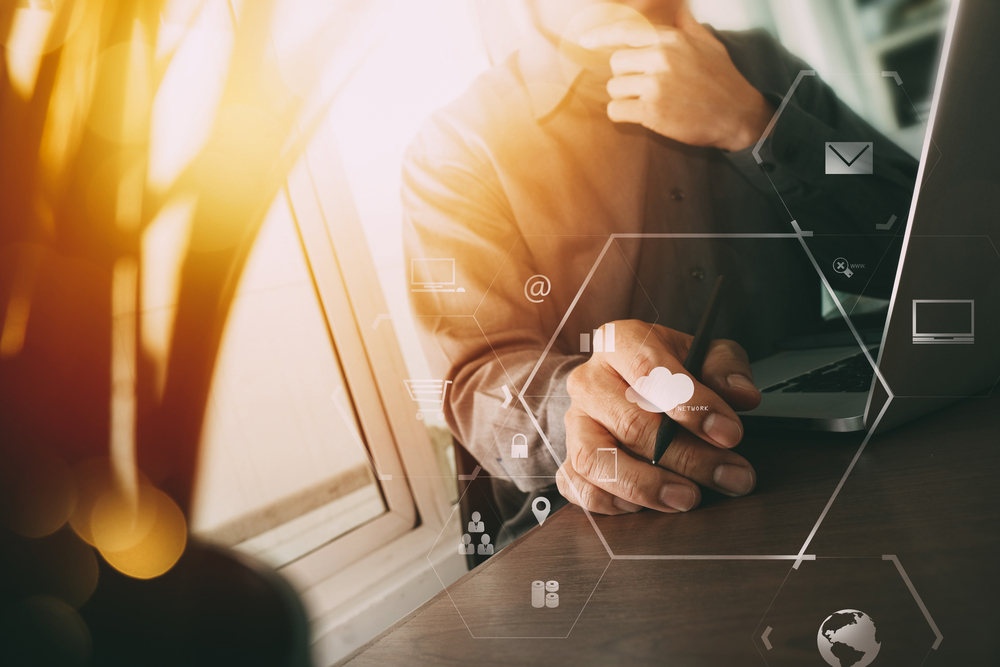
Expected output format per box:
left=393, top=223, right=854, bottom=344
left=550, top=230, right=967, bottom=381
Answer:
left=650, top=275, right=726, bottom=466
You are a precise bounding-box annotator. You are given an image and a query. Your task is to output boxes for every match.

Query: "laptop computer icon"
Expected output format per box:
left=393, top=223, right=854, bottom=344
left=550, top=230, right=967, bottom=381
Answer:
left=912, top=300, right=974, bottom=344
left=411, top=258, right=464, bottom=293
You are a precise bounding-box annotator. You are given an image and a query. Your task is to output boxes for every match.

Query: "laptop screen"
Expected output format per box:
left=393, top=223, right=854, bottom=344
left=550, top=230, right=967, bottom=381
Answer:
left=867, top=0, right=1000, bottom=430
left=912, top=300, right=974, bottom=338
left=411, top=258, right=456, bottom=287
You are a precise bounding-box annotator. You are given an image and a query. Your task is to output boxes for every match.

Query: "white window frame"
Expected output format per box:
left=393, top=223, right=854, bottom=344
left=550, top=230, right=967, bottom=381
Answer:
left=277, top=117, right=463, bottom=653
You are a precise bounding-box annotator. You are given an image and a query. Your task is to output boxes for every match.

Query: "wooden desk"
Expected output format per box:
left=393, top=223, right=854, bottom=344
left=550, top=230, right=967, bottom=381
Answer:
left=341, top=394, right=1000, bottom=665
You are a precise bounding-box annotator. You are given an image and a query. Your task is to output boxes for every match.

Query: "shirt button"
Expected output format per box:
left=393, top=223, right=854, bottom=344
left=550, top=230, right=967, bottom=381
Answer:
left=691, top=267, right=706, bottom=280
left=669, top=188, right=685, bottom=201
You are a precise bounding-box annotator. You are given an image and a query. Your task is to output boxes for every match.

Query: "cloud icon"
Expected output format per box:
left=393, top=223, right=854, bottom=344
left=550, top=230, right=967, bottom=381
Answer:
left=625, top=367, right=695, bottom=413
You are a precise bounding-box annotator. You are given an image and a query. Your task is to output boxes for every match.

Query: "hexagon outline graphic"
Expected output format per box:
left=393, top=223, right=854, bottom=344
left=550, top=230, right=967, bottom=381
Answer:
left=442, top=62, right=957, bottom=641
left=375, top=64, right=958, bottom=641
left=492, top=230, right=850, bottom=566
left=750, top=553, right=943, bottom=664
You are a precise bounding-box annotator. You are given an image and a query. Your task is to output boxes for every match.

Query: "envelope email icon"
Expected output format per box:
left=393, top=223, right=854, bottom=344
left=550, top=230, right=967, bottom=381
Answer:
left=825, top=142, right=873, bottom=174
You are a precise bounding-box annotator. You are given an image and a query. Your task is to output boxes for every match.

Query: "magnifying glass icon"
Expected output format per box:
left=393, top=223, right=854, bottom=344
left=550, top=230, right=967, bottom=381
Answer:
left=832, top=257, right=853, bottom=278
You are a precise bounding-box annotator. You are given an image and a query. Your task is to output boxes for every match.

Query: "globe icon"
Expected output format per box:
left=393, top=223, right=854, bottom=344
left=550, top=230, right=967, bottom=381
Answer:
left=817, top=609, right=881, bottom=667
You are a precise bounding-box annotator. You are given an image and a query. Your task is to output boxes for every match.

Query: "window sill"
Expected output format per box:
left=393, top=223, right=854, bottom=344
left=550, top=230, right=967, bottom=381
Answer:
left=294, top=515, right=466, bottom=666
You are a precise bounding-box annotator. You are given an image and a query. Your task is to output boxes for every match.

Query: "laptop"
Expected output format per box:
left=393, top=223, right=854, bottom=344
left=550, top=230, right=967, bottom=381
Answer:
left=740, top=0, right=1000, bottom=433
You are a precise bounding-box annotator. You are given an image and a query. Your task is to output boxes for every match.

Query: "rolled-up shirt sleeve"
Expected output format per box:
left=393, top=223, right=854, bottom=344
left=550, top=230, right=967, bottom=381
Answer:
left=402, top=112, right=581, bottom=491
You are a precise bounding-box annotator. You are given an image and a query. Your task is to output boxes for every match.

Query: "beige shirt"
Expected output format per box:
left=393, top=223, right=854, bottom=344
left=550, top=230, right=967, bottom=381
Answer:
left=402, top=26, right=917, bottom=491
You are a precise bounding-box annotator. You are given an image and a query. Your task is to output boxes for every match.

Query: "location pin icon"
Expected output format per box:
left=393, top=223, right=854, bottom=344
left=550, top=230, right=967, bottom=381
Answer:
left=532, top=497, right=551, bottom=526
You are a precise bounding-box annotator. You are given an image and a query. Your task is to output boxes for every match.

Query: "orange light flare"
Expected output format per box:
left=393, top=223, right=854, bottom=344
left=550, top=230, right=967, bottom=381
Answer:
left=148, top=0, right=235, bottom=194
left=1, top=0, right=86, bottom=100
left=68, top=457, right=187, bottom=580
left=3, top=0, right=356, bottom=584
left=0, top=243, right=45, bottom=360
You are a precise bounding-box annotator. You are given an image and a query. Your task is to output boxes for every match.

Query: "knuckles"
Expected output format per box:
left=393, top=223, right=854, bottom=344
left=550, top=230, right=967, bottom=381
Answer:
left=565, top=364, right=592, bottom=398
left=555, top=466, right=570, bottom=494
left=613, top=466, right=643, bottom=505
left=714, top=338, right=751, bottom=363
left=645, top=77, right=665, bottom=99
left=575, top=483, right=600, bottom=510
left=610, top=403, right=654, bottom=450
left=651, top=47, right=670, bottom=72
left=606, top=101, right=626, bottom=122
left=568, top=441, right=596, bottom=481
left=626, top=351, right=658, bottom=387
left=557, top=463, right=591, bottom=508
left=608, top=49, right=631, bottom=74
left=665, top=439, right=701, bottom=480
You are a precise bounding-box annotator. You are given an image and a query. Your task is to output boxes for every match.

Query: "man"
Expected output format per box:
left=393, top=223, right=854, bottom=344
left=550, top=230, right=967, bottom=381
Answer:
left=402, top=0, right=916, bottom=524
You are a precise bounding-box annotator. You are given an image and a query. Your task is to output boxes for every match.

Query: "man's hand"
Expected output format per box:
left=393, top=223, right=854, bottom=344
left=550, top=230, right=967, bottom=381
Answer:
left=579, top=5, right=774, bottom=152
left=555, top=320, right=761, bottom=515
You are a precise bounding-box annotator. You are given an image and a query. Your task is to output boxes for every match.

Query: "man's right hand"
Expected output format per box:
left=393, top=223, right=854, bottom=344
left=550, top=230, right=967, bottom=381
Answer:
left=555, top=320, right=762, bottom=514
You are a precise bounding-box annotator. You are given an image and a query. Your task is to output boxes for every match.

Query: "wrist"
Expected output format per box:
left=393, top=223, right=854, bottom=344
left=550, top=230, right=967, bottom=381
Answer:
left=723, top=91, right=773, bottom=153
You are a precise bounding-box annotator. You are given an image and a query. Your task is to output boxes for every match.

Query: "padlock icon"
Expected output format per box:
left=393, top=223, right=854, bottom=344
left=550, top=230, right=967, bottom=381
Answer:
left=511, top=433, right=528, bottom=458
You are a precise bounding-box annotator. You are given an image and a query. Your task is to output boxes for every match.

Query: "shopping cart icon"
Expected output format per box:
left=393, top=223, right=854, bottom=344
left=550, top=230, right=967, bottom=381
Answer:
left=403, top=379, right=452, bottom=420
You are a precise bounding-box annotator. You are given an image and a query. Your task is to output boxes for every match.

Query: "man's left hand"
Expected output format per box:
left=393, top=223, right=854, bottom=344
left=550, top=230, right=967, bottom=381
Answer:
left=580, top=5, right=774, bottom=152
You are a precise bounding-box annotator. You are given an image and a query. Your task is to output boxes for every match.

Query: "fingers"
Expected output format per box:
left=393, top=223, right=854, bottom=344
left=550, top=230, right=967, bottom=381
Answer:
left=654, top=429, right=757, bottom=497
left=607, top=98, right=646, bottom=125
left=564, top=408, right=700, bottom=513
left=699, top=339, right=761, bottom=411
left=560, top=406, right=755, bottom=516
left=579, top=20, right=664, bottom=50
left=561, top=321, right=759, bottom=517
left=609, top=46, right=670, bottom=76
left=584, top=321, right=747, bottom=450
left=606, top=74, right=655, bottom=100
left=555, top=462, right=640, bottom=516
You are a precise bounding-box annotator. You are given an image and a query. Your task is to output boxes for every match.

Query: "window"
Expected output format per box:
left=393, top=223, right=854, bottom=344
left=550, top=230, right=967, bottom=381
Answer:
left=1, top=0, right=476, bottom=662
left=170, top=0, right=481, bottom=629
left=189, top=189, right=401, bottom=569
left=323, top=0, right=493, bottom=506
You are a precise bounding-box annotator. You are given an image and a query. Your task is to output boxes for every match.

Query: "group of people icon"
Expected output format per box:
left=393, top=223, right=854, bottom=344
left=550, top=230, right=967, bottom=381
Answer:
left=459, top=511, right=494, bottom=556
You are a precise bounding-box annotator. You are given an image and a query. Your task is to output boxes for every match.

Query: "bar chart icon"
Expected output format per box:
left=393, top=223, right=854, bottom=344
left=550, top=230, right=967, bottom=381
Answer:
left=581, top=323, right=615, bottom=353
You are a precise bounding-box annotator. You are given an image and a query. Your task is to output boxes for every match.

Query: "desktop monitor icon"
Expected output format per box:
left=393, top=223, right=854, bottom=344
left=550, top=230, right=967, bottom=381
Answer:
left=912, top=299, right=974, bottom=344
left=411, top=258, right=464, bottom=293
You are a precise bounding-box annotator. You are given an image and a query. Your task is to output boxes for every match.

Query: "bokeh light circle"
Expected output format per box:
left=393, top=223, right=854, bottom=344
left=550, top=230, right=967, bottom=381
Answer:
left=90, top=484, right=159, bottom=554
left=69, top=457, right=150, bottom=548
left=97, top=485, right=187, bottom=580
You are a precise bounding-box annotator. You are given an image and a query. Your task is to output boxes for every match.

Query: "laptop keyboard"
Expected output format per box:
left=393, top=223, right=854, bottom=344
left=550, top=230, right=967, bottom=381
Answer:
left=761, top=351, right=876, bottom=394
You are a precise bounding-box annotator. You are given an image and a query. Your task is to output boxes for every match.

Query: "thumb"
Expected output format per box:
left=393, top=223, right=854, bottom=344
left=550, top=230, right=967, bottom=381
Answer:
left=674, top=3, right=716, bottom=44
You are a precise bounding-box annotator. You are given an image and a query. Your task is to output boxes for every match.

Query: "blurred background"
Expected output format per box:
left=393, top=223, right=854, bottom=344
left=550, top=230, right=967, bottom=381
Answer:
left=0, top=0, right=948, bottom=665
